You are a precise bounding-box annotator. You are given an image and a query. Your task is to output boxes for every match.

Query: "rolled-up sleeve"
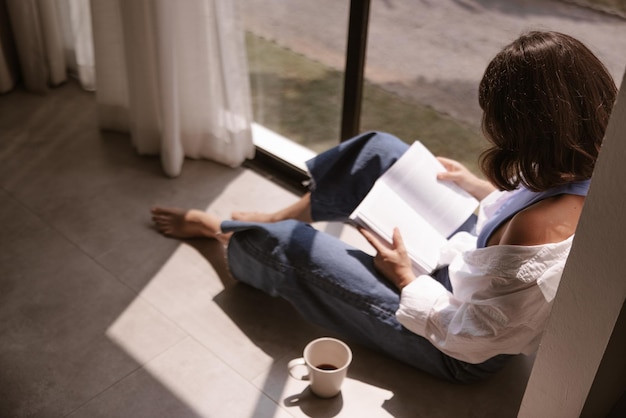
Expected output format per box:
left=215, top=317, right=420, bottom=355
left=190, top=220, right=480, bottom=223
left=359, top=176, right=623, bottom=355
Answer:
left=395, top=238, right=573, bottom=364
left=396, top=275, right=450, bottom=337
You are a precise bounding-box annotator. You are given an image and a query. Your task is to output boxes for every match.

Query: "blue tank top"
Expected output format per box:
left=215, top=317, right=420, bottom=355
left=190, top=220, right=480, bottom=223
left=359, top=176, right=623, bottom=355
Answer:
left=476, top=180, right=591, bottom=248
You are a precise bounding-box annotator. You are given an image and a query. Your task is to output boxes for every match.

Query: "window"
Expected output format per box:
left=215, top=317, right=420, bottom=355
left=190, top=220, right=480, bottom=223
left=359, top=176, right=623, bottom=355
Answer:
left=240, top=0, right=626, bottom=184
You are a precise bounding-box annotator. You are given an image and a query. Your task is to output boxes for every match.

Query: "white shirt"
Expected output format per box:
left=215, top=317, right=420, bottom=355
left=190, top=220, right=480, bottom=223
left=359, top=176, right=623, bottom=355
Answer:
left=395, top=190, right=573, bottom=364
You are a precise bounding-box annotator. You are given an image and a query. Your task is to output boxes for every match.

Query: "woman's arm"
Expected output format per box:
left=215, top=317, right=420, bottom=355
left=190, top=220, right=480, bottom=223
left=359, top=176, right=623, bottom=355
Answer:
left=359, top=216, right=572, bottom=363
left=359, top=223, right=564, bottom=364
left=396, top=273, right=550, bottom=363
left=436, top=157, right=496, bottom=200
left=358, top=226, right=416, bottom=289
left=395, top=240, right=570, bottom=364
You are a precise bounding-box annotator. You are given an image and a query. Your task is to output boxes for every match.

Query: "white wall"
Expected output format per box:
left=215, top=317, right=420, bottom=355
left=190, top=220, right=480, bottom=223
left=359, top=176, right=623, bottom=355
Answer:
left=519, top=71, right=626, bottom=417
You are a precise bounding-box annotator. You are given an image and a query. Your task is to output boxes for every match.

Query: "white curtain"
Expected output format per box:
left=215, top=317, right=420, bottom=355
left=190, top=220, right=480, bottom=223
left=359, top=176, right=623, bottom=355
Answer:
left=0, top=0, right=95, bottom=93
left=0, top=0, right=255, bottom=177
left=90, top=0, right=255, bottom=177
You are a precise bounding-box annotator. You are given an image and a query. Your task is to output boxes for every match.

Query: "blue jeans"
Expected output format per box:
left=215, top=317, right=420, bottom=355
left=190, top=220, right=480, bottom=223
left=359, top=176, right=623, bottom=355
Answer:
left=221, top=132, right=510, bottom=382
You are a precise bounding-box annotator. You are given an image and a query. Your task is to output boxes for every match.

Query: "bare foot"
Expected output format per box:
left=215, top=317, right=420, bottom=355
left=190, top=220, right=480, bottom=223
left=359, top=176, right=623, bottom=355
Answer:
left=151, top=207, right=229, bottom=244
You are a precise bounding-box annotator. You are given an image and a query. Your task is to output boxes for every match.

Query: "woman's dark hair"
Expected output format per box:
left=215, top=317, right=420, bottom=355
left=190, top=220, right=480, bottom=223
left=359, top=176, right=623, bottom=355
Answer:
left=478, top=31, right=617, bottom=191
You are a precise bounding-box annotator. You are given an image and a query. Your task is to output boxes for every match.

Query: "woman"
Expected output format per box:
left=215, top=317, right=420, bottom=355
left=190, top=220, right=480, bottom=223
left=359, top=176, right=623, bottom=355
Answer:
left=151, top=31, right=617, bottom=383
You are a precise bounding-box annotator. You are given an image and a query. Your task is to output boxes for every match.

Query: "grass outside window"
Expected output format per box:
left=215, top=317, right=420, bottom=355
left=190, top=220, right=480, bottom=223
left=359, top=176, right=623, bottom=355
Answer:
left=247, top=33, right=485, bottom=175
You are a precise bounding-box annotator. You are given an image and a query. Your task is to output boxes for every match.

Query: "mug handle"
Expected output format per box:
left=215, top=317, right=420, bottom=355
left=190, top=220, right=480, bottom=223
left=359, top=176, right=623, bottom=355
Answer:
left=287, top=358, right=309, bottom=381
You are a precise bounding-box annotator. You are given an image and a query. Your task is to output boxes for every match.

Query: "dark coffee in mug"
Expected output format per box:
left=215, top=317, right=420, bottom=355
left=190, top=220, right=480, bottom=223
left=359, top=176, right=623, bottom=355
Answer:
left=288, top=337, right=352, bottom=398
left=316, top=363, right=338, bottom=371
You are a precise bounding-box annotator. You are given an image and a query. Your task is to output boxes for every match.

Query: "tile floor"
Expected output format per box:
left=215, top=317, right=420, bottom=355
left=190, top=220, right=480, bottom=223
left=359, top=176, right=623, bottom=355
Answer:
left=0, top=82, right=534, bottom=417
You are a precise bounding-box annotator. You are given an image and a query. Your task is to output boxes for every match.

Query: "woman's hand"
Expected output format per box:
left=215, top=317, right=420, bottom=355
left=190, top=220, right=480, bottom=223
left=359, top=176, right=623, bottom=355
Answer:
left=436, top=157, right=496, bottom=200
left=358, top=226, right=416, bottom=290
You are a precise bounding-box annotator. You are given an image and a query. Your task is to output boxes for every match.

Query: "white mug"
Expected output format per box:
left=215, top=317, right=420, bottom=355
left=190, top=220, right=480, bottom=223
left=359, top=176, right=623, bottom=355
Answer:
left=287, top=337, right=352, bottom=398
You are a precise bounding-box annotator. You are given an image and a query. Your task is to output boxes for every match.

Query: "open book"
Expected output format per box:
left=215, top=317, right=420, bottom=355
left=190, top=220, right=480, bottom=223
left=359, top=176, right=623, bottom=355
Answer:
left=349, top=141, right=478, bottom=275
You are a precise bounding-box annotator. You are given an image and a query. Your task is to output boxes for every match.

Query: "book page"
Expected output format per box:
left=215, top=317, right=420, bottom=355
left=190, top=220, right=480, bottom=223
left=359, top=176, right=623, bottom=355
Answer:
left=350, top=181, right=446, bottom=274
left=379, top=141, right=478, bottom=237
left=349, top=141, right=478, bottom=273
